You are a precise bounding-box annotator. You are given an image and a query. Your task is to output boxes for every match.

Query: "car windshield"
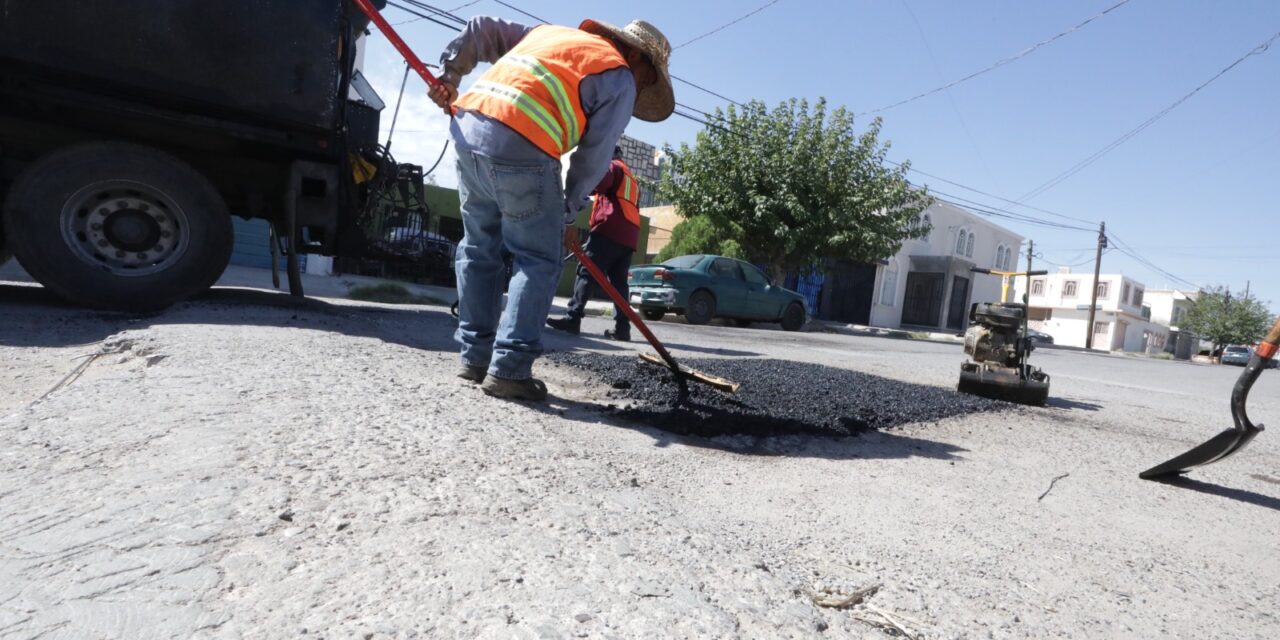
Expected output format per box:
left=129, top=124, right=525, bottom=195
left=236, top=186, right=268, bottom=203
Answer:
left=661, top=255, right=704, bottom=269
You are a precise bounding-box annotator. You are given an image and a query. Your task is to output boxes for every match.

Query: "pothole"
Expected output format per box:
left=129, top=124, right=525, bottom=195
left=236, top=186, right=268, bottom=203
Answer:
left=547, top=353, right=1013, bottom=438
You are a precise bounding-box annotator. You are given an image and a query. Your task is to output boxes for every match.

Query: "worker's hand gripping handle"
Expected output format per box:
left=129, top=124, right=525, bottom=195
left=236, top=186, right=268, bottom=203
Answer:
left=352, top=0, right=442, bottom=89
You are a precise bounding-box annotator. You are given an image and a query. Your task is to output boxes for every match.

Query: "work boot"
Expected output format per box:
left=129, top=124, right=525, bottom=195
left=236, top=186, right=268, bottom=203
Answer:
left=546, top=316, right=580, bottom=335
left=481, top=376, right=548, bottom=402
left=457, top=363, right=487, bottom=383
left=604, top=329, right=631, bottom=342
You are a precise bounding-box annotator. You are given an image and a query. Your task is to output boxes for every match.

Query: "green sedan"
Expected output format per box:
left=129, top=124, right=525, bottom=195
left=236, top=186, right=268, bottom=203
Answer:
left=627, top=255, right=808, bottom=331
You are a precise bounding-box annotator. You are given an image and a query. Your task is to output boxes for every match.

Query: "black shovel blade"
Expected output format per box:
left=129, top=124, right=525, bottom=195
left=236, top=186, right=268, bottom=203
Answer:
left=1139, top=425, right=1263, bottom=480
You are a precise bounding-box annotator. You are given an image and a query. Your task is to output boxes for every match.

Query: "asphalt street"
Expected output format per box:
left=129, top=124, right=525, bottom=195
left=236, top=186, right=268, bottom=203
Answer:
left=1, top=281, right=1277, bottom=639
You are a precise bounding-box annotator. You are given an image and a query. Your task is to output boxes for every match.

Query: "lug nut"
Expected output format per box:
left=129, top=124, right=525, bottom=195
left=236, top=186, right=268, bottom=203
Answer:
left=116, top=201, right=128, bottom=209
left=97, top=240, right=109, bottom=247
left=91, top=223, right=102, bottom=231
left=99, top=208, right=110, bottom=216
left=139, top=203, right=150, bottom=212
left=115, top=250, right=126, bottom=258
left=136, top=252, right=147, bottom=260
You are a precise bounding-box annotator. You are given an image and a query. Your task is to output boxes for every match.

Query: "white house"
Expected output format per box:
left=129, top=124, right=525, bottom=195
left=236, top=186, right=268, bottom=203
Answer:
left=1145, top=289, right=1200, bottom=359
left=1013, top=269, right=1170, bottom=352
left=862, top=200, right=1025, bottom=331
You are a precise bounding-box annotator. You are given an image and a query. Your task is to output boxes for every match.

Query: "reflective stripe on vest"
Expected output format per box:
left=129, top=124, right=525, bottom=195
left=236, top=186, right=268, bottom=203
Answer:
left=453, top=25, right=627, bottom=158
left=615, top=160, right=641, bottom=226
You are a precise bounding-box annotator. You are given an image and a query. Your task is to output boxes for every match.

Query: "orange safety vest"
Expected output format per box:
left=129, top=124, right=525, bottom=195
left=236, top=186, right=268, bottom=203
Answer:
left=613, top=159, right=641, bottom=227
left=453, top=25, right=629, bottom=158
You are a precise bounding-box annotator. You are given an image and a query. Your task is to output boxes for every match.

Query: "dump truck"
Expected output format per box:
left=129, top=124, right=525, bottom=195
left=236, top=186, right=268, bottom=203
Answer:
left=0, top=0, right=412, bottom=311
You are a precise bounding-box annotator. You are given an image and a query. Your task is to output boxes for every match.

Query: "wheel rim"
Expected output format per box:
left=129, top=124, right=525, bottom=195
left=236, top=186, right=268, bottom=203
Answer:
left=59, top=180, right=190, bottom=277
left=693, top=296, right=709, bottom=319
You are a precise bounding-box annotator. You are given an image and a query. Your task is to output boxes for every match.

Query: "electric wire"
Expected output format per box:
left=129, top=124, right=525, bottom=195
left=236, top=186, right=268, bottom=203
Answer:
left=1017, top=29, right=1280, bottom=203
left=675, top=0, right=783, bottom=49
left=386, top=1, right=465, bottom=30
left=859, top=0, right=1134, bottom=116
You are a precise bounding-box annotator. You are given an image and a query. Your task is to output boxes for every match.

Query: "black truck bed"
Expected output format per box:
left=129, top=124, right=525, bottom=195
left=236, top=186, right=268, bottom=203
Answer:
left=0, top=0, right=365, bottom=133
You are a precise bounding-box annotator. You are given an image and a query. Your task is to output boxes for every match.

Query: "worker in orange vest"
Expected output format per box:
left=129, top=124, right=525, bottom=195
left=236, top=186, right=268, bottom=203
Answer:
left=547, top=146, right=642, bottom=341
left=428, top=17, right=673, bottom=401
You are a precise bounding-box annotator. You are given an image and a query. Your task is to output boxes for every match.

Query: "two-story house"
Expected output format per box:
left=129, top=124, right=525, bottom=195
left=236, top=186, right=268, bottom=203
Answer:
left=1014, top=269, right=1169, bottom=352
left=863, top=200, right=1025, bottom=331
left=1145, top=289, right=1200, bottom=359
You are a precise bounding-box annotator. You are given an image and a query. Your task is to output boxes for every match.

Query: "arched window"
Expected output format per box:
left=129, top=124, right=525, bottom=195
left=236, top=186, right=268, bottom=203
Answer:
left=995, top=246, right=1006, bottom=270
left=955, top=230, right=967, bottom=254
left=880, top=259, right=898, bottom=306
left=965, top=232, right=975, bottom=258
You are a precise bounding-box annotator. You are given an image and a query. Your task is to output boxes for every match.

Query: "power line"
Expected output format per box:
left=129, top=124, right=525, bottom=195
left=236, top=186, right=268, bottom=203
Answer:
left=1107, top=232, right=1199, bottom=289
left=886, top=161, right=1098, bottom=225
left=491, top=0, right=547, bottom=25
left=675, top=0, right=783, bottom=49
left=1017, top=29, right=1280, bottom=203
left=671, top=74, right=745, bottom=107
left=386, top=1, right=465, bottom=30
left=859, top=0, right=1133, bottom=116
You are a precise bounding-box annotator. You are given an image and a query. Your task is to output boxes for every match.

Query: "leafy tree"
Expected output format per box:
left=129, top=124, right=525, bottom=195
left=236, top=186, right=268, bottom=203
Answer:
left=1181, top=286, right=1273, bottom=353
left=655, top=216, right=743, bottom=263
left=658, top=98, right=931, bottom=281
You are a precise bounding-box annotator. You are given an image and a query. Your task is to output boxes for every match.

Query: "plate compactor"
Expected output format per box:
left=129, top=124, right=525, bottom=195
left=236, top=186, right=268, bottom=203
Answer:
left=958, top=268, right=1051, bottom=406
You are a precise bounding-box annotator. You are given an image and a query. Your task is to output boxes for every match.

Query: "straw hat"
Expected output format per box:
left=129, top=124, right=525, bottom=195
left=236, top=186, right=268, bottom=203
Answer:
left=579, top=19, right=675, bottom=122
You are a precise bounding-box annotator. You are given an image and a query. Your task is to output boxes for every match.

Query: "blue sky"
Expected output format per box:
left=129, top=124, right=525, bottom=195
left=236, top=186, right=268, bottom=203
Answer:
left=365, top=0, right=1280, bottom=310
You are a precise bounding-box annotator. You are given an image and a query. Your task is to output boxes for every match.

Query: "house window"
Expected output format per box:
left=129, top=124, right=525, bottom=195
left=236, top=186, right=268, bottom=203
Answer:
left=996, top=245, right=1008, bottom=270
left=1030, top=279, right=1045, bottom=295
left=965, top=232, right=975, bottom=258
left=955, top=230, right=967, bottom=255
left=1094, top=322, right=1109, bottom=335
left=1122, top=283, right=1131, bottom=304
left=1133, top=288, right=1144, bottom=306
left=1096, top=282, right=1109, bottom=299
left=922, top=213, right=931, bottom=231
left=1064, top=280, right=1078, bottom=297
left=1172, top=307, right=1182, bottom=324
left=879, top=260, right=898, bottom=306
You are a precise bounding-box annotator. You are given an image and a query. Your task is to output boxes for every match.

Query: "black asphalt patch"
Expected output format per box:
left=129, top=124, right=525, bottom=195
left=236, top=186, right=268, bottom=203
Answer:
left=548, top=353, right=1011, bottom=438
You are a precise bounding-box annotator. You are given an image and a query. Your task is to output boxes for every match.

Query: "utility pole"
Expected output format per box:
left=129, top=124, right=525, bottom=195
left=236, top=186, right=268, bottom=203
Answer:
left=1244, top=280, right=1250, bottom=300
left=1023, top=240, right=1033, bottom=305
left=1085, top=221, right=1107, bottom=350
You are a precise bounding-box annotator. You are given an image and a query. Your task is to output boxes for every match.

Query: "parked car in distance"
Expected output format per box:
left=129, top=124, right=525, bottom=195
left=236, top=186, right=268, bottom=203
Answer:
left=627, top=255, right=808, bottom=331
left=1221, top=345, right=1251, bottom=366
left=1024, top=328, right=1055, bottom=345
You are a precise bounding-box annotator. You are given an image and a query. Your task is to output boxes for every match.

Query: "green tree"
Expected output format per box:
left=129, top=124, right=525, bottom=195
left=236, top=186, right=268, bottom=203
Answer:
left=655, top=216, right=743, bottom=263
left=1181, top=286, right=1273, bottom=353
left=658, top=98, right=931, bottom=281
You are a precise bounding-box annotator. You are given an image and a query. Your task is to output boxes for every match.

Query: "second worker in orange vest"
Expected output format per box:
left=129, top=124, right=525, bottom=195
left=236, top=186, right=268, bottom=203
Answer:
left=429, top=17, right=674, bottom=401
left=547, top=146, right=641, bottom=341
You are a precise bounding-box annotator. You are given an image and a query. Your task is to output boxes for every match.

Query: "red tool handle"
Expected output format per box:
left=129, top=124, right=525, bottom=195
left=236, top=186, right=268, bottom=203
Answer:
left=568, top=242, right=684, bottom=375
left=352, top=0, right=442, bottom=88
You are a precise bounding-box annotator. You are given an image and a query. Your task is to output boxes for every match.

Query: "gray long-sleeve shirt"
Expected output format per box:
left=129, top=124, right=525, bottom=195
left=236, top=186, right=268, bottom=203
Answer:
left=439, top=17, right=636, bottom=224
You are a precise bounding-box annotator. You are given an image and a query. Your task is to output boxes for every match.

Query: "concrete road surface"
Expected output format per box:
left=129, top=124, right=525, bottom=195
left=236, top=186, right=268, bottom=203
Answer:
left=1, top=281, right=1277, bottom=639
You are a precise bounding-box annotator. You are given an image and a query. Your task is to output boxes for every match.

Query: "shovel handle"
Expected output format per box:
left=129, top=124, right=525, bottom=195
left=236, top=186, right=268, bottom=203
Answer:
left=567, top=242, right=682, bottom=374
left=352, top=0, right=442, bottom=88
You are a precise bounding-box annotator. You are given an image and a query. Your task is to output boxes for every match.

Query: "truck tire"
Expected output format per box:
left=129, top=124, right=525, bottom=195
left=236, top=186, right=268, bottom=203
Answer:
left=2, top=142, right=233, bottom=311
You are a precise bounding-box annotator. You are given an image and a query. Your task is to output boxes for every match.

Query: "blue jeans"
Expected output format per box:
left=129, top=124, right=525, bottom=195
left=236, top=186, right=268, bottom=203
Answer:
left=454, top=146, right=565, bottom=380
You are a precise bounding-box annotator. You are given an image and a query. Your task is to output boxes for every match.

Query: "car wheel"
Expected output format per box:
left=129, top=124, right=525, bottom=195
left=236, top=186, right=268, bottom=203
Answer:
left=732, top=318, right=752, bottom=328
left=780, top=302, right=806, bottom=331
left=684, top=290, right=716, bottom=325
left=2, top=142, right=232, bottom=311
left=641, top=308, right=665, bottom=321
